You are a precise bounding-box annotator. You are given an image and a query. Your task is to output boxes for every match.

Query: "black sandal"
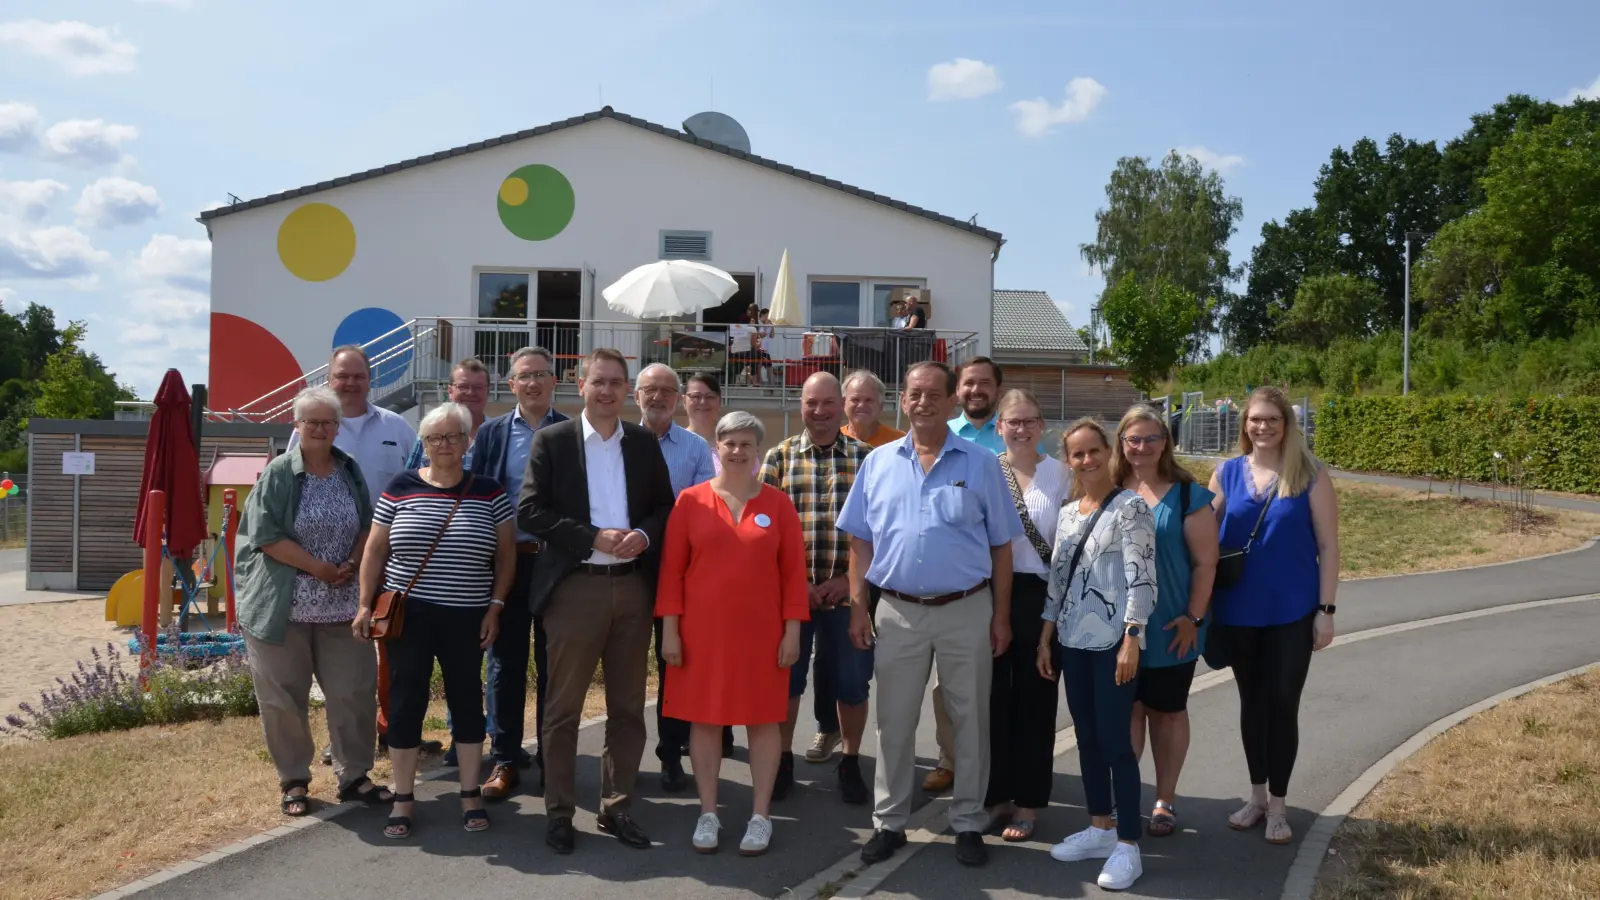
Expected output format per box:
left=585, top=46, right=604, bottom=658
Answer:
left=280, top=780, right=311, bottom=817
left=384, top=793, right=416, bottom=840
left=461, top=787, right=490, bottom=833
left=338, top=776, right=396, bottom=805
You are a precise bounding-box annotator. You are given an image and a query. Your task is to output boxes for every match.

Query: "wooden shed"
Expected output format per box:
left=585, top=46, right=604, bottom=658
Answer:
left=26, top=419, right=290, bottom=592
left=990, top=290, right=1141, bottom=420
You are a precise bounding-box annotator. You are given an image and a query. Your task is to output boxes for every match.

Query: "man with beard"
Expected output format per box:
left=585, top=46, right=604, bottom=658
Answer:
left=635, top=363, right=718, bottom=791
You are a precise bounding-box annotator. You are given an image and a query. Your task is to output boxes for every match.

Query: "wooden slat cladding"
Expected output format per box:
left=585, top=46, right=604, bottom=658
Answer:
left=28, top=434, right=76, bottom=574
left=77, top=436, right=147, bottom=590
left=1004, top=365, right=1143, bottom=421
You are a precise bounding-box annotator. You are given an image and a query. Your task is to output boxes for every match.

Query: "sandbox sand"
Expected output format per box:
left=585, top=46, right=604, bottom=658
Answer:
left=0, top=598, right=129, bottom=722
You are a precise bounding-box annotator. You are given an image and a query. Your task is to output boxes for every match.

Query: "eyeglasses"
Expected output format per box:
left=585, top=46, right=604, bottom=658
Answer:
left=638, top=387, right=678, bottom=398
left=511, top=371, right=553, bottom=383
left=450, top=382, right=487, bottom=393
left=685, top=393, right=719, bottom=403
left=423, top=433, right=466, bottom=447
left=1123, top=434, right=1166, bottom=448
left=1000, top=417, right=1042, bottom=429
left=298, top=419, right=337, bottom=431
left=1247, top=416, right=1284, bottom=426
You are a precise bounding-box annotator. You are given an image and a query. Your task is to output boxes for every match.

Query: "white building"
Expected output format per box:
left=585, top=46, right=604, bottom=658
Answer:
left=200, top=107, right=1003, bottom=419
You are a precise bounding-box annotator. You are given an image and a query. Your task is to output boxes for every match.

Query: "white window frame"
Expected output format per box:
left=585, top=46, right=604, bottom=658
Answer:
left=807, top=277, right=927, bottom=327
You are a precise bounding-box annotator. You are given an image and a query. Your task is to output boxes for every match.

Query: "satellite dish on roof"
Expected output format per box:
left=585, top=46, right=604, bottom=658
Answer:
left=682, top=112, right=751, bottom=154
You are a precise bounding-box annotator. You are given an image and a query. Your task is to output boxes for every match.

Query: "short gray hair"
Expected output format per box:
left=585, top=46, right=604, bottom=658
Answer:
left=715, top=410, right=765, bottom=445
left=636, top=363, right=681, bottom=391
left=843, top=369, right=885, bottom=399
left=508, top=346, right=554, bottom=371
left=419, top=402, right=472, bottom=436
left=292, top=386, right=339, bottom=421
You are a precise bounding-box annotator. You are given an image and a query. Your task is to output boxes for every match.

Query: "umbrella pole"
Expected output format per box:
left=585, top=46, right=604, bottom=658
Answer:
left=222, top=490, right=239, bottom=634
left=140, top=489, right=166, bottom=687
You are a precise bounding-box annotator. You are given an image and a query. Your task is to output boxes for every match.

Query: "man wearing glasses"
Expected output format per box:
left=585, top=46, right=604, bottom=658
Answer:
left=469, top=347, right=570, bottom=800
left=404, top=358, right=491, bottom=470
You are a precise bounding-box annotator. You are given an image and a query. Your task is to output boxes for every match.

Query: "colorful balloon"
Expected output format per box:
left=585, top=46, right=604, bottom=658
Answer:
left=0, top=479, right=12, bottom=490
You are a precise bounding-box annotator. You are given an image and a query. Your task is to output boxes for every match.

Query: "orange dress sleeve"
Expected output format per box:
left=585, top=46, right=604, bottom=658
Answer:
left=654, top=487, right=695, bottom=618
left=770, top=487, right=811, bottom=623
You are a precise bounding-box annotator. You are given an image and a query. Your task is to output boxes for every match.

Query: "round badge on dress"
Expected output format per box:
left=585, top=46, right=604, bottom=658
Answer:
left=754, top=513, right=771, bottom=528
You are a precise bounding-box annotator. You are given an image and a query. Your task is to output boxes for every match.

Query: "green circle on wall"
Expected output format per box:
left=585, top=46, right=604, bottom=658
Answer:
left=497, top=164, right=575, bottom=241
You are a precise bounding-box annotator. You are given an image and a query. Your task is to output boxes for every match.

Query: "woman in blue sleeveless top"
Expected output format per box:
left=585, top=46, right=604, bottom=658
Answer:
left=1112, top=404, right=1219, bottom=838
left=1207, top=387, right=1340, bottom=846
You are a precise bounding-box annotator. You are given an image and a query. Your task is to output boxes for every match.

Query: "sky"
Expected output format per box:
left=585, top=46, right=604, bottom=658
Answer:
left=2, top=0, right=1598, bottom=397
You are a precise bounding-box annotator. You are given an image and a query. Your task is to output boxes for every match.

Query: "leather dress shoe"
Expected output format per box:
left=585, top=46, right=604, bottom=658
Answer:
left=481, top=762, right=521, bottom=801
left=597, top=812, right=651, bottom=849
left=861, top=828, right=907, bottom=864
left=660, top=757, right=688, bottom=793
left=546, top=816, right=576, bottom=854
left=955, top=830, right=988, bottom=866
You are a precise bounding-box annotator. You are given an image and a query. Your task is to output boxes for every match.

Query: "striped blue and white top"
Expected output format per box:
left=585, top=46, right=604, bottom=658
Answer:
left=374, top=471, right=512, bottom=607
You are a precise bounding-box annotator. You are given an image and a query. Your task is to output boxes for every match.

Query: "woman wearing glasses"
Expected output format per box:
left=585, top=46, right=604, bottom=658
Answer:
left=984, top=390, right=1070, bottom=843
left=1112, top=404, right=1219, bottom=838
left=356, top=402, right=516, bottom=839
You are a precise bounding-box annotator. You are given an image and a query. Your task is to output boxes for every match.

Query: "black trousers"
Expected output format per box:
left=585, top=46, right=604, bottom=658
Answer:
left=655, top=616, right=734, bottom=761
left=486, top=552, right=548, bottom=766
left=984, top=573, right=1059, bottom=809
left=1221, top=612, right=1315, bottom=797
left=386, top=600, right=486, bottom=750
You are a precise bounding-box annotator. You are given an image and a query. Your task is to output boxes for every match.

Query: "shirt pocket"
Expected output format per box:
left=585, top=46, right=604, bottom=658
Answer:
left=928, top=485, right=980, bottom=527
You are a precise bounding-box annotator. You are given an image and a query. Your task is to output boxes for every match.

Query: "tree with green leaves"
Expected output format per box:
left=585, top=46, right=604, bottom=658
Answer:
left=1274, top=274, right=1384, bottom=349
left=0, top=299, right=134, bottom=468
left=1100, top=275, right=1201, bottom=389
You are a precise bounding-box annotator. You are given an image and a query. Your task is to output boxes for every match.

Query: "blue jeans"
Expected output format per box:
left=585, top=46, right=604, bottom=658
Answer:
left=485, top=554, right=547, bottom=766
left=1058, top=643, right=1141, bottom=842
left=791, top=604, right=874, bottom=708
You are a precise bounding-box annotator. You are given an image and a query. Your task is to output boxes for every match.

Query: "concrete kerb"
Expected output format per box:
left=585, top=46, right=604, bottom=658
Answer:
left=1278, top=660, right=1600, bottom=900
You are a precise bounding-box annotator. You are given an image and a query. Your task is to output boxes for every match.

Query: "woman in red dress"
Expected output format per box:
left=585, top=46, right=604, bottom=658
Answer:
left=658, top=410, right=809, bottom=856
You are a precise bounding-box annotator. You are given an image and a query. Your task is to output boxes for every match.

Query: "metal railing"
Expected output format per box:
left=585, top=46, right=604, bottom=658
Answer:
left=1172, top=392, right=1318, bottom=456
left=225, top=317, right=980, bottom=422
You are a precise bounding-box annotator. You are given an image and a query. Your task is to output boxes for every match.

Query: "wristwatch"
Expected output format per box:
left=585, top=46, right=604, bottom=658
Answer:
left=1124, top=624, right=1142, bottom=640
left=1184, top=614, right=1205, bottom=626
left=1318, top=604, right=1337, bottom=616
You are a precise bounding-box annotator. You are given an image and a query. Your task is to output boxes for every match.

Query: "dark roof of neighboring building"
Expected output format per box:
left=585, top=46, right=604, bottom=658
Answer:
left=198, top=107, right=1003, bottom=243
left=992, top=289, right=1089, bottom=353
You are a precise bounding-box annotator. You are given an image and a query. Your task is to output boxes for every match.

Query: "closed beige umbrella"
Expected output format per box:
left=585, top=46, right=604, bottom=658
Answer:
left=768, top=249, right=800, bottom=326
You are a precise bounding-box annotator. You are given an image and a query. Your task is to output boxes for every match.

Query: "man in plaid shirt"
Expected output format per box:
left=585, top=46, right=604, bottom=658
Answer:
left=761, top=371, right=874, bottom=806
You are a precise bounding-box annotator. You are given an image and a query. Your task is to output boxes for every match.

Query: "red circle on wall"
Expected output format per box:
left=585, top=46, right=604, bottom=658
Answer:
left=209, top=313, right=304, bottom=416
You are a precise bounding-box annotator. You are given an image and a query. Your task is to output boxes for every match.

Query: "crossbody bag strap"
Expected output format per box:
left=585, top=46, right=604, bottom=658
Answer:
left=399, top=473, right=473, bottom=596
left=1000, top=455, right=1053, bottom=564
left=1064, top=487, right=1122, bottom=590
left=1243, top=486, right=1275, bottom=552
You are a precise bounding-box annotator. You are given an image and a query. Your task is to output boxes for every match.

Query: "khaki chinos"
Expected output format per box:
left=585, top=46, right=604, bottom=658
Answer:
left=245, top=622, right=377, bottom=791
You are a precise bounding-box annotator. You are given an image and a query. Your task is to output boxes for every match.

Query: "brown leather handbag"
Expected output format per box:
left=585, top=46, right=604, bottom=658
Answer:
left=368, top=475, right=472, bottom=641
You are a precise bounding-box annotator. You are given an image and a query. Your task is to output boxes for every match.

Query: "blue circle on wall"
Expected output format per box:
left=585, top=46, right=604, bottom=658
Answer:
left=332, top=307, right=411, bottom=388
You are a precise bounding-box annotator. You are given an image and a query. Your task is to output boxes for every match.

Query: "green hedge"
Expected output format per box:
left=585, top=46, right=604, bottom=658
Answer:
left=1316, top=395, right=1600, bottom=494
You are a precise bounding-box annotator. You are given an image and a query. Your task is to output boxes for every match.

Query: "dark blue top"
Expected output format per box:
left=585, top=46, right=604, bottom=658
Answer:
left=1212, top=456, right=1321, bottom=627
left=1143, top=480, right=1216, bottom=668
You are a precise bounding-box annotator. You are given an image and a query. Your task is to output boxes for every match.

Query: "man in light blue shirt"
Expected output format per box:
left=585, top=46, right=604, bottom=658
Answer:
left=404, top=358, right=489, bottom=470
left=839, top=360, right=1022, bottom=869
left=947, top=356, right=1005, bottom=454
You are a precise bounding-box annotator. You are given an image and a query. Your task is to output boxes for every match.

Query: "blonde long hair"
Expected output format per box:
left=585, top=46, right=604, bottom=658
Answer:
left=1060, top=416, right=1111, bottom=500
left=1110, top=404, right=1194, bottom=487
left=1239, top=386, right=1319, bottom=498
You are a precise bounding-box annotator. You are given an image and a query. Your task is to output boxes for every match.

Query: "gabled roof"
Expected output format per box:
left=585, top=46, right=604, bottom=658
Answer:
left=992, top=290, right=1089, bottom=353
left=199, top=107, right=1003, bottom=243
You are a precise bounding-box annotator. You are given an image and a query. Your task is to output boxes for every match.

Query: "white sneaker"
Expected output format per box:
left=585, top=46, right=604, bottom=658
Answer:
left=1049, top=825, right=1118, bottom=862
left=692, top=812, right=721, bottom=853
left=739, top=815, right=773, bottom=856
left=805, top=730, right=841, bottom=763
left=1097, top=842, right=1143, bottom=890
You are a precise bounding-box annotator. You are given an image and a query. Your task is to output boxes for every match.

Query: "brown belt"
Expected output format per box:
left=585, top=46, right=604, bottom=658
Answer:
left=516, top=543, right=542, bottom=556
left=880, top=580, right=989, bottom=607
left=575, top=559, right=642, bottom=577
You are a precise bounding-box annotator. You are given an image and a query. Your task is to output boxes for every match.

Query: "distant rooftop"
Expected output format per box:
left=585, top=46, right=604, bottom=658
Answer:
left=992, top=290, right=1089, bottom=353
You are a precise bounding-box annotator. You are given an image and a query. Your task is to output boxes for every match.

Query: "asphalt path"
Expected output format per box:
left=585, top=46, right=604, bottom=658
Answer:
left=130, top=542, right=1600, bottom=900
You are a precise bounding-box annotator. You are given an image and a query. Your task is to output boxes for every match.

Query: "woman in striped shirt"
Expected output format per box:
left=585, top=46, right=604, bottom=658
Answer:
left=356, top=403, right=515, bottom=839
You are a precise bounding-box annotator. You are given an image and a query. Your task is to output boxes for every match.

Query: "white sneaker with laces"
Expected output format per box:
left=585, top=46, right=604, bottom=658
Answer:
left=1097, top=842, right=1143, bottom=890
left=1049, top=825, right=1118, bottom=862
left=739, top=815, right=773, bottom=856
left=805, top=731, right=842, bottom=763
left=692, top=813, right=721, bottom=853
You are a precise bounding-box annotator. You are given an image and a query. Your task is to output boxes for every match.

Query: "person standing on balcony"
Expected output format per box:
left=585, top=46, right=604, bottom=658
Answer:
left=901, top=297, right=927, bottom=330
left=518, top=348, right=676, bottom=855
left=405, top=358, right=490, bottom=470
left=634, top=363, right=722, bottom=791
left=839, top=360, right=1022, bottom=869
left=468, top=347, right=570, bottom=800
left=286, top=345, right=420, bottom=758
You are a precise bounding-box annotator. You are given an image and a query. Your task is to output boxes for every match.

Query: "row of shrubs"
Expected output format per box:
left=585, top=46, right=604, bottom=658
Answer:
left=1315, top=395, right=1600, bottom=494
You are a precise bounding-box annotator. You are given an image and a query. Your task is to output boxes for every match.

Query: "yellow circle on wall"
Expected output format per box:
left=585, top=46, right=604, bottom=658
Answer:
left=277, top=202, right=356, bottom=281
left=499, top=176, right=529, bottom=206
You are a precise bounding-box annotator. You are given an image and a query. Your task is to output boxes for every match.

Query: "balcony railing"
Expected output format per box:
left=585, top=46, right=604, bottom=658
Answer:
left=224, top=317, right=980, bottom=423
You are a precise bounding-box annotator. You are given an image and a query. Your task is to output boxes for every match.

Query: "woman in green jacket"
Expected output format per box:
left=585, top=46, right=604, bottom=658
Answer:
left=236, top=386, right=394, bottom=816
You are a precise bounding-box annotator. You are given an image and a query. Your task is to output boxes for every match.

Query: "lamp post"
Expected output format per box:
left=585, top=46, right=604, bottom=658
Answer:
left=1402, top=230, right=1431, bottom=397
left=1089, top=304, right=1100, bottom=365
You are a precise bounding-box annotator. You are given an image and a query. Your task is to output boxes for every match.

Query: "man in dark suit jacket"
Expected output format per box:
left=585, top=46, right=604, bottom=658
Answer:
left=518, top=348, right=675, bottom=855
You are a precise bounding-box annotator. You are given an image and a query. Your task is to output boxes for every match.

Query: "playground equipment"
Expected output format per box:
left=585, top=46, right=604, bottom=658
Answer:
left=133, top=487, right=244, bottom=681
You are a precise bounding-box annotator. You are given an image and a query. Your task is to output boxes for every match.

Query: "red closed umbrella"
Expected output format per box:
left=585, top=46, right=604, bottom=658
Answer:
left=134, top=369, right=208, bottom=557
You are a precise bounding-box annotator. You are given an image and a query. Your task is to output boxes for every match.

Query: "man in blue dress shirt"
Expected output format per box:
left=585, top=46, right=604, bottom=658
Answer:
left=840, top=360, right=1023, bottom=869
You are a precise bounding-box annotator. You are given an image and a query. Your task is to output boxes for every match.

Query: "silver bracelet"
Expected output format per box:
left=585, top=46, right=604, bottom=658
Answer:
left=489, top=599, right=506, bottom=608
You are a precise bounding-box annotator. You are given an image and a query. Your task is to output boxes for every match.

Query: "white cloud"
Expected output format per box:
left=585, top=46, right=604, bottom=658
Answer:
left=1009, top=77, right=1107, bottom=137
left=0, top=102, right=42, bottom=154
left=0, top=20, right=138, bottom=76
left=132, top=233, right=210, bottom=294
left=0, top=178, right=69, bottom=222
left=110, top=234, right=213, bottom=393
left=44, top=118, right=139, bottom=167
left=1175, top=144, right=1247, bottom=173
left=1563, top=75, right=1600, bottom=104
left=0, top=225, right=110, bottom=280
left=74, top=177, right=161, bottom=228
left=0, top=286, right=17, bottom=308
left=926, top=58, right=1003, bottom=102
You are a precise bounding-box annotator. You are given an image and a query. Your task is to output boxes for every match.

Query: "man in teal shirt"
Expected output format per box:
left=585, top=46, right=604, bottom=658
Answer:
left=947, top=357, right=1005, bottom=455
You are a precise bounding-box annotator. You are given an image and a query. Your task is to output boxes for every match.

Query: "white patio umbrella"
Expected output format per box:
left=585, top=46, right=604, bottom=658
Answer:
left=768, top=249, right=800, bottom=326
left=602, top=260, right=739, bottom=319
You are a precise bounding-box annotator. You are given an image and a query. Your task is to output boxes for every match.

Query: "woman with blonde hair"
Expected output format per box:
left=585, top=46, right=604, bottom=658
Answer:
left=1110, top=404, right=1219, bottom=837
left=1206, top=387, right=1339, bottom=846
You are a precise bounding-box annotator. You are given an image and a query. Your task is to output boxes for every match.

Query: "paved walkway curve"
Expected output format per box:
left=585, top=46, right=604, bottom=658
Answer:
left=115, top=540, right=1600, bottom=900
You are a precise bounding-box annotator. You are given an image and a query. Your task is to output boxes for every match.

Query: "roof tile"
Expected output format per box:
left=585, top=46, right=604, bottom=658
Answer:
left=992, top=290, right=1089, bottom=353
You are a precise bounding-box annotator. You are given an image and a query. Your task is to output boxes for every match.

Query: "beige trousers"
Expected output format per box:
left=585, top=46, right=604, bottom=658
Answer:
left=245, top=622, right=376, bottom=791
left=931, top=681, right=956, bottom=771
left=871, top=589, right=994, bottom=834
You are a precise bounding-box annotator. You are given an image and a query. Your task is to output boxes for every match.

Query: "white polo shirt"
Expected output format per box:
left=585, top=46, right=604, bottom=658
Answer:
left=286, top=403, right=418, bottom=502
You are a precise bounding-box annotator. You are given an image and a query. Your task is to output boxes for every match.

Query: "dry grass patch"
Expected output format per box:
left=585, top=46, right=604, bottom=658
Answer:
left=1315, top=669, right=1600, bottom=899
